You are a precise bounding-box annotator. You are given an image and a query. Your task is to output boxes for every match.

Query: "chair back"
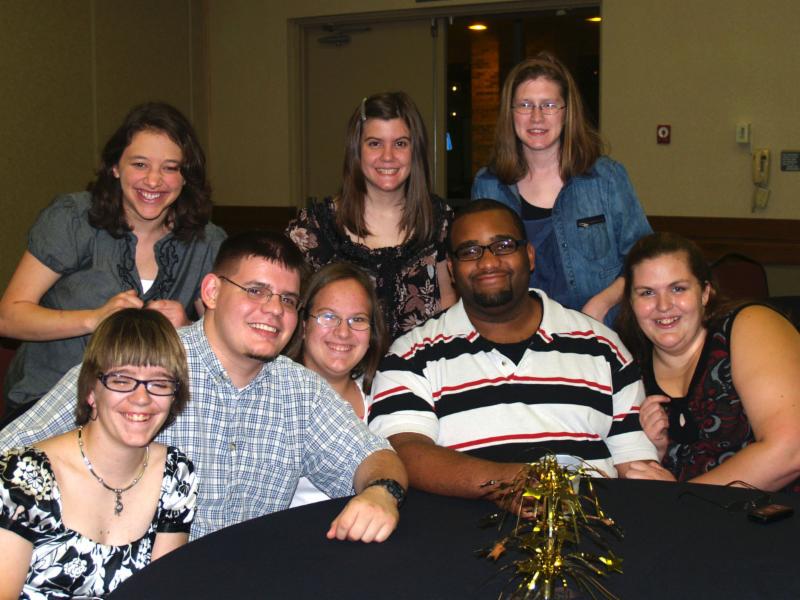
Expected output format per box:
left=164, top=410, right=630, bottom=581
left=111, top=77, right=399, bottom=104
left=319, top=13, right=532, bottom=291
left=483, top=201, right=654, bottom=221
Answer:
left=710, top=253, right=769, bottom=301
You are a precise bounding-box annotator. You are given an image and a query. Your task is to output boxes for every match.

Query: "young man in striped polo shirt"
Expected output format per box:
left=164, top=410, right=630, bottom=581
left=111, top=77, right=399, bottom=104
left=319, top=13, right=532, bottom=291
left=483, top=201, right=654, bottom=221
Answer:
left=369, top=200, right=658, bottom=502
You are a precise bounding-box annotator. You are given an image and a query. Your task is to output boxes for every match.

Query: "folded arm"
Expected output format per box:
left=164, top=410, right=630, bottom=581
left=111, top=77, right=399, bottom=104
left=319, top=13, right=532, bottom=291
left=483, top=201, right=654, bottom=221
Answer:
left=0, top=528, right=33, bottom=599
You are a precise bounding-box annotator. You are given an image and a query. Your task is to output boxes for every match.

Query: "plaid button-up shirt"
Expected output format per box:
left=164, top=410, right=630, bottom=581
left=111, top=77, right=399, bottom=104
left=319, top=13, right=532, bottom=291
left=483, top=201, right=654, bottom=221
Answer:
left=0, top=319, right=391, bottom=539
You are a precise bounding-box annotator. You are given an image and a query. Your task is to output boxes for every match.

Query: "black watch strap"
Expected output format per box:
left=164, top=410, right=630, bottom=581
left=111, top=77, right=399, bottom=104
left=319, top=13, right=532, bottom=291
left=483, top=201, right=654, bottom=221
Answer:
left=365, top=478, right=406, bottom=508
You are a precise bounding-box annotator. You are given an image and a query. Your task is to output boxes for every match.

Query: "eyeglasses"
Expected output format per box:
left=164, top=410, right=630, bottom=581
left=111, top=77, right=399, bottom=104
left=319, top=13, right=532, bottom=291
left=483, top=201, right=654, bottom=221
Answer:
left=98, top=373, right=179, bottom=396
left=309, top=311, right=371, bottom=331
left=219, top=276, right=299, bottom=311
left=453, top=238, right=527, bottom=262
left=511, top=101, right=565, bottom=116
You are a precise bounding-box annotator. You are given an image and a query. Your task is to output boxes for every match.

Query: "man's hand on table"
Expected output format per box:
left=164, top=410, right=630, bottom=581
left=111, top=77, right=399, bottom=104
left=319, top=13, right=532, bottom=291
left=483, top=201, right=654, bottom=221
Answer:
left=326, top=484, right=400, bottom=543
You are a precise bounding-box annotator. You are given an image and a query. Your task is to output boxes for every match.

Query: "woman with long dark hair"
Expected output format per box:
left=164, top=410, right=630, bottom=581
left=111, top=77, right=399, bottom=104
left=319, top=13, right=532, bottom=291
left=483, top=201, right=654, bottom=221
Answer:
left=287, top=91, right=456, bottom=339
left=0, top=102, right=225, bottom=413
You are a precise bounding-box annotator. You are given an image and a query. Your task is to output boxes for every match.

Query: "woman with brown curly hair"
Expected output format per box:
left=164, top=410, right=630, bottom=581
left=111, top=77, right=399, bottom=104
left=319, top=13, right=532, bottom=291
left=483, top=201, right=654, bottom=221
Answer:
left=0, top=102, right=225, bottom=414
left=616, top=232, right=800, bottom=491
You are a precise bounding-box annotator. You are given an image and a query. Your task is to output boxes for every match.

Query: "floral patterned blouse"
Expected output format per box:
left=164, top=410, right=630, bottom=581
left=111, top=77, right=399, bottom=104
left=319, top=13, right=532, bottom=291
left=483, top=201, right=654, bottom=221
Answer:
left=286, top=196, right=453, bottom=338
left=0, top=446, right=198, bottom=599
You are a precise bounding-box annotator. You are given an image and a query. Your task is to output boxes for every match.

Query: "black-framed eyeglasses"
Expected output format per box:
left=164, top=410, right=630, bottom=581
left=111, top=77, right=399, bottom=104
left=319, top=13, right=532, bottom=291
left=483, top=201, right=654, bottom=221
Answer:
left=511, top=101, right=566, bottom=116
left=309, top=312, right=371, bottom=331
left=453, top=238, right=527, bottom=262
left=98, top=373, right=179, bottom=396
left=219, top=275, right=299, bottom=311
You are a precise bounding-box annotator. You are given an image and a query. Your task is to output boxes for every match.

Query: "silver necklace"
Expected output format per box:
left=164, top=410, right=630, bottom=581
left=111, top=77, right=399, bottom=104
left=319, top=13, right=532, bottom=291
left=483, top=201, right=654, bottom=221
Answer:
left=77, top=425, right=149, bottom=516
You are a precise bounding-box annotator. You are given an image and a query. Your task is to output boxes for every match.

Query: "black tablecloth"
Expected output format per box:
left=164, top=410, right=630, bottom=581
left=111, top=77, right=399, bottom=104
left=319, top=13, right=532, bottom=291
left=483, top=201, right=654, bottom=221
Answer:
left=110, top=479, right=799, bottom=599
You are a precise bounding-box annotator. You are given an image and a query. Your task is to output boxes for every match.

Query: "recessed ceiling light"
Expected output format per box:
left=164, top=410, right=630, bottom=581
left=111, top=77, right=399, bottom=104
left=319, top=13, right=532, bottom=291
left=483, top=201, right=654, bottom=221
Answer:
left=586, top=16, right=602, bottom=23
left=468, top=24, right=487, bottom=31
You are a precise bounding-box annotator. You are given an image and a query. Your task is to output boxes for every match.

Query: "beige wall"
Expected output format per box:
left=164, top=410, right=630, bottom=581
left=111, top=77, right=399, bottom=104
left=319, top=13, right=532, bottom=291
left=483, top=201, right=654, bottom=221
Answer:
left=206, top=0, right=800, bottom=214
left=203, top=0, right=800, bottom=291
left=601, top=0, right=800, bottom=219
left=0, top=0, right=204, bottom=289
left=3, top=0, right=799, bottom=292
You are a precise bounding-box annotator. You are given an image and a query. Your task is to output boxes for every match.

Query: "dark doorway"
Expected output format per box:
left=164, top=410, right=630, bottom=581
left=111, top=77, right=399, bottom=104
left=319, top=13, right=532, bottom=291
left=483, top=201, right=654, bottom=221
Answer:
left=446, top=7, right=600, bottom=201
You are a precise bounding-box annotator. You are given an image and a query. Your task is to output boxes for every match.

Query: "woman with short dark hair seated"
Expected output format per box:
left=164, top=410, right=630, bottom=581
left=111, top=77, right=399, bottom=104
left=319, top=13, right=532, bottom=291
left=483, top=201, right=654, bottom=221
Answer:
left=0, top=309, right=197, bottom=598
left=616, top=232, right=800, bottom=491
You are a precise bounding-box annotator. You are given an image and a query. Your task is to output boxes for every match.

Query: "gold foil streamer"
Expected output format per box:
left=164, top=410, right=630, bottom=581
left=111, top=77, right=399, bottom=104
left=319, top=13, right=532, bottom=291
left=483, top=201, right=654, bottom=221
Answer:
left=478, top=455, right=623, bottom=600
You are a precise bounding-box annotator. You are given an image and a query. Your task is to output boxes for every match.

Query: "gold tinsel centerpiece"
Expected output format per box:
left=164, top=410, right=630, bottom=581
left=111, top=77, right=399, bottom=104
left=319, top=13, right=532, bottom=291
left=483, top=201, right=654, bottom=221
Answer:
left=478, top=454, right=623, bottom=599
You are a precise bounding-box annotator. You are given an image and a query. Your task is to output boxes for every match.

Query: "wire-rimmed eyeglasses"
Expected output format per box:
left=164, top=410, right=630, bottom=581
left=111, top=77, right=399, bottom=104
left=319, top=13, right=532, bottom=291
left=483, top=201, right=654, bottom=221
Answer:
left=511, top=101, right=565, bottom=116
left=219, top=275, right=299, bottom=311
left=309, top=311, right=371, bottom=331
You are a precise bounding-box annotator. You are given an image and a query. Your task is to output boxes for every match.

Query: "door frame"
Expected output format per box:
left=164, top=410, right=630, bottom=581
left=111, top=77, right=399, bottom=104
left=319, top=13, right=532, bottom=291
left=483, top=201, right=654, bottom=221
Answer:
left=288, top=0, right=597, bottom=208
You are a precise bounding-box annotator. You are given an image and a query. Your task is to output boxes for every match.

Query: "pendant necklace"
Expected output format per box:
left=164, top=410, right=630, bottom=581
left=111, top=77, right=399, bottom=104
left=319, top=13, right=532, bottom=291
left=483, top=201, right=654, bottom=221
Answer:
left=77, top=425, right=149, bottom=516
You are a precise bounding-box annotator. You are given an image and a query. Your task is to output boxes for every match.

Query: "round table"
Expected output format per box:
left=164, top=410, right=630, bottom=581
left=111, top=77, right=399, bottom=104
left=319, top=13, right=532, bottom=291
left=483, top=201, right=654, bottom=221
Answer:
left=110, top=479, right=799, bottom=599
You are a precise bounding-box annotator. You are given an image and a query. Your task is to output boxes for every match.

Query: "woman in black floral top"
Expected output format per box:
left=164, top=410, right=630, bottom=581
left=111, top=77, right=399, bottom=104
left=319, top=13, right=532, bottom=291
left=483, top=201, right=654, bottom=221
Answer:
left=287, top=92, right=456, bottom=338
left=0, top=309, right=197, bottom=599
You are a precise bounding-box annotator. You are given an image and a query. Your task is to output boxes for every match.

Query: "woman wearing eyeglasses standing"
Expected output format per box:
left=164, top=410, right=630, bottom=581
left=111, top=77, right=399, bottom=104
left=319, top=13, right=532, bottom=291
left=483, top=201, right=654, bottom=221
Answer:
left=287, top=92, right=457, bottom=340
left=284, top=262, right=388, bottom=506
left=0, top=309, right=197, bottom=599
left=472, top=52, right=651, bottom=326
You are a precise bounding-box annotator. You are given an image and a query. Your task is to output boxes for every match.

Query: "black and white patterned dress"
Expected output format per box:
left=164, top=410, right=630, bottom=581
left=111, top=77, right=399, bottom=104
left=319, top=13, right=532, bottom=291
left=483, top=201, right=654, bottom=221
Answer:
left=0, top=446, right=197, bottom=599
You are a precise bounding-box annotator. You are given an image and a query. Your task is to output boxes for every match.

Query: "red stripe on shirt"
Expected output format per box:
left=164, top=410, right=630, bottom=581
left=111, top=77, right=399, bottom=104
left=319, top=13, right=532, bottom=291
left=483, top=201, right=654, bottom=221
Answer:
left=372, top=385, right=410, bottom=402
left=400, top=330, right=479, bottom=359
left=447, top=430, right=601, bottom=451
left=612, top=405, right=641, bottom=420
left=431, top=373, right=612, bottom=398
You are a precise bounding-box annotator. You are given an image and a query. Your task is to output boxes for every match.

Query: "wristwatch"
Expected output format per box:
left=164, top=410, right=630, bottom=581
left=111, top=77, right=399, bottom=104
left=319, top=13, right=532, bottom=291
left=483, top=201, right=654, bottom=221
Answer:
left=365, top=478, right=406, bottom=509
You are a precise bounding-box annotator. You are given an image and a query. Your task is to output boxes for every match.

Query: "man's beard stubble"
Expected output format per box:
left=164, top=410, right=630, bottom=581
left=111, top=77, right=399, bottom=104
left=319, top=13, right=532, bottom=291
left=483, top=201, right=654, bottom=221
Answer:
left=473, top=288, right=513, bottom=308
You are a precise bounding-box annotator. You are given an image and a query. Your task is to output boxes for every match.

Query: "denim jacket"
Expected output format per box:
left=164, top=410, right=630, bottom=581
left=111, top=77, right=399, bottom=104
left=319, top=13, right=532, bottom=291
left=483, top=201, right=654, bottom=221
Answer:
left=471, top=157, right=652, bottom=315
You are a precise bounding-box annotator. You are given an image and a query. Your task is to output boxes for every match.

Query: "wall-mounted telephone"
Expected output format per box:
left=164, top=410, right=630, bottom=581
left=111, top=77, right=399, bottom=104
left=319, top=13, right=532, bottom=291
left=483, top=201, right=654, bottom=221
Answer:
left=752, top=148, right=770, bottom=184
left=752, top=148, right=770, bottom=211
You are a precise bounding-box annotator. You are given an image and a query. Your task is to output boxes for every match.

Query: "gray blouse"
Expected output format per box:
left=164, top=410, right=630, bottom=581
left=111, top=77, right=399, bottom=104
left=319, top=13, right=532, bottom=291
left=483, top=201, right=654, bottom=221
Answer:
left=3, top=192, right=226, bottom=412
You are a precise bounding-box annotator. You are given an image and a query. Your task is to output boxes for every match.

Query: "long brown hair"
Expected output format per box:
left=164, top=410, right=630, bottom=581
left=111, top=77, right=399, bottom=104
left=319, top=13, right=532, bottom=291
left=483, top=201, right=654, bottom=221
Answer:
left=488, top=52, right=603, bottom=184
left=284, top=262, right=388, bottom=393
left=338, top=91, right=434, bottom=251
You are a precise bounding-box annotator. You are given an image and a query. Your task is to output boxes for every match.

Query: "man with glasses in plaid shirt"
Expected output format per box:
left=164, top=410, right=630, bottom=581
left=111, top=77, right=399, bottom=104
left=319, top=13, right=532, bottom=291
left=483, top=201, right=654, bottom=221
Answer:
left=0, top=231, right=407, bottom=542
